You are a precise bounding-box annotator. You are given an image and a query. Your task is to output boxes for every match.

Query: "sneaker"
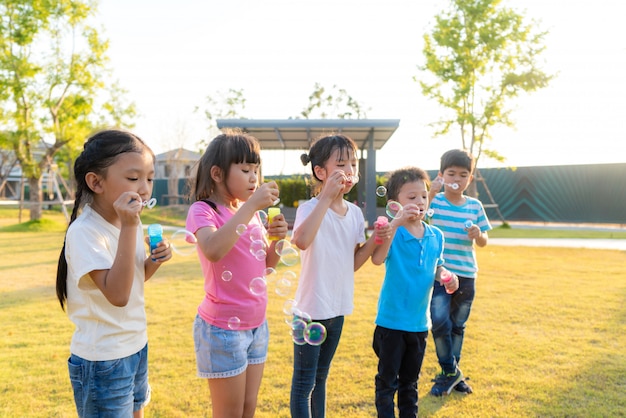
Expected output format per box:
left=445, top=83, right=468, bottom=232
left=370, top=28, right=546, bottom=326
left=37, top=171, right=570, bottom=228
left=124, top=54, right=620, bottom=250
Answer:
left=454, top=378, right=473, bottom=394
left=430, top=369, right=464, bottom=396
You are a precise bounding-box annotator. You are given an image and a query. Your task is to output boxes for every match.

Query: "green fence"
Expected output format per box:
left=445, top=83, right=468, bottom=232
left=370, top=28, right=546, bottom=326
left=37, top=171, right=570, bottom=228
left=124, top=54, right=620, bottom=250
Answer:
left=154, top=163, right=626, bottom=225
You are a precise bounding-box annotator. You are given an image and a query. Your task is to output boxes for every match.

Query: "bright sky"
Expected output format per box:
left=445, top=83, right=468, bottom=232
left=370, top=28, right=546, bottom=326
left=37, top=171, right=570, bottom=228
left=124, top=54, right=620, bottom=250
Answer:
left=97, top=0, right=625, bottom=175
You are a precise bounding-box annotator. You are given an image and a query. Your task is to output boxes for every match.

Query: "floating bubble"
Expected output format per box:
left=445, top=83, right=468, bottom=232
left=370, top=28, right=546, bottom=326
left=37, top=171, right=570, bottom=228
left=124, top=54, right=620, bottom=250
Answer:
left=249, top=239, right=267, bottom=261
left=291, top=318, right=307, bottom=345
left=295, top=310, right=311, bottom=324
left=221, top=270, right=233, bottom=282
left=264, top=267, right=278, bottom=284
left=170, top=229, right=197, bottom=256
left=274, top=239, right=292, bottom=256
left=376, top=186, right=387, bottom=197
left=464, top=219, right=474, bottom=229
left=446, top=182, right=460, bottom=190
left=235, top=224, right=247, bottom=236
left=256, top=210, right=268, bottom=226
left=426, top=208, right=435, bottom=218
left=142, top=197, right=157, bottom=209
left=249, top=276, right=267, bottom=295
left=385, top=201, right=403, bottom=219
left=349, top=175, right=359, bottom=184
left=249, top=225, right=266, bottom=242
left=275, top=271, right=296, bottom=297
left=304, top=322, right=327, bottom=345
left=227, top=316, right=241, bottom=330
left=279, top=247, right=299, bottom=266
left=282, top=299, right=298, bottom=316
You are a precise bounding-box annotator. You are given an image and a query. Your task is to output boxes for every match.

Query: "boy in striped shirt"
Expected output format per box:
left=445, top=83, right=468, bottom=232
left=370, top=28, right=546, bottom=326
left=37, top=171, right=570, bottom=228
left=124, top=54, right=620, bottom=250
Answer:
left=427, top=149, right=492, bottom=396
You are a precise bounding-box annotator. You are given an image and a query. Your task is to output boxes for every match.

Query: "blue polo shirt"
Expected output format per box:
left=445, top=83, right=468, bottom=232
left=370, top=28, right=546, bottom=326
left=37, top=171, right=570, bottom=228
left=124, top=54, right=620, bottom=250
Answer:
left=375, top=222, right=444, bottom=332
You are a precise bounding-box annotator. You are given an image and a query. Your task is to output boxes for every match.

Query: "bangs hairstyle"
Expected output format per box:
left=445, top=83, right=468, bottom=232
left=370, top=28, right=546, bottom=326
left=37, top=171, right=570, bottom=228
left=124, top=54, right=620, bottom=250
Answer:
left=191, top=131, right=262, bottom=201
left=440, top=149, right=475, bottom=173
left=384, top=166, right=431, bottom=201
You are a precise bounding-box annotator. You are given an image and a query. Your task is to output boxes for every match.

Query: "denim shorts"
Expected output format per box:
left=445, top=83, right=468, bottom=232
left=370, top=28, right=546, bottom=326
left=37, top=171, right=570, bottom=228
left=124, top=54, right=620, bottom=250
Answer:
left=193, top=314, right=269, bottom=379
left=67, top=344, right=150, bottom=417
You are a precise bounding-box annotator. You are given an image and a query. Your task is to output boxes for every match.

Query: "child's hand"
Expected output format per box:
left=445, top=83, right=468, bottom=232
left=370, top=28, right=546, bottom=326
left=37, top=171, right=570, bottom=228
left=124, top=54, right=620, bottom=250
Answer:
left=391, top=203, right=421, bottom=225
left=250, top=181, right=280, bottom=210
left=115, top=191, right=143, bottom=226
left=266, top=213, right=288, bottom=240
left=320, top=170, right=348, bottom=201
left=146, top=238, right=173, bottom=263
left=374, top=220, right=392, bottom=243
left=466, top=224, right=481, bottom=240
left=431, top=176, right=444, bottom=194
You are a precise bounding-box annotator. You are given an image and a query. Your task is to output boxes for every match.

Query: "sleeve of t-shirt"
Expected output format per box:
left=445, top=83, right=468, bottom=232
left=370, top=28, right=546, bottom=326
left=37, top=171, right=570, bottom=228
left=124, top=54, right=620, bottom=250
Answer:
left=186, top=201, right=218, bottom=234
left=66, top=225, right=114, bottom=285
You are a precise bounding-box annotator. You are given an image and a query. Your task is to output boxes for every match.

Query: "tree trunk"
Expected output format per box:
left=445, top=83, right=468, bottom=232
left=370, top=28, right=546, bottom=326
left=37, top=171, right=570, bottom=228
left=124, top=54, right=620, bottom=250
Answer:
left=28, top=177, right=43, bottom=221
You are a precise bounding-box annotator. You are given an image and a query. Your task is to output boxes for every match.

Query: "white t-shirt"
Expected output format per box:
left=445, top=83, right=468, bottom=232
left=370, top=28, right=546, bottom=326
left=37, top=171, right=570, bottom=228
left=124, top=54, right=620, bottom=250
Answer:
left=65, top=204, right=148, bottom=361
left=293, top=198, right=366, bottom=320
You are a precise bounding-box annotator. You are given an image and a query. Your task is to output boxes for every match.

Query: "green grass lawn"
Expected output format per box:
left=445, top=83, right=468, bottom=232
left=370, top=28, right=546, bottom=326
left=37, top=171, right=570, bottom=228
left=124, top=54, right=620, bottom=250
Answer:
left=1, top=208, right=625, bottom=417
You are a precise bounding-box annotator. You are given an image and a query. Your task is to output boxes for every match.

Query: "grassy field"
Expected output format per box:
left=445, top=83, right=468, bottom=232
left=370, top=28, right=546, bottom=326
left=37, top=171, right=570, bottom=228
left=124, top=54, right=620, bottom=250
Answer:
left=1, top=208, right=625, bottom=417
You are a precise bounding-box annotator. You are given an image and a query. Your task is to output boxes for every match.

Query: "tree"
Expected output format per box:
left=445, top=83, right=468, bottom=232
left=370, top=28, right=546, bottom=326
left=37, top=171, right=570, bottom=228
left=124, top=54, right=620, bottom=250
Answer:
left=197, top=88, right=247, bottom=148
left=298, top=82, right=369, bottom=119
left=416, top=0, right=553, bottom=176
left=0, top=0, right=136, bottom=220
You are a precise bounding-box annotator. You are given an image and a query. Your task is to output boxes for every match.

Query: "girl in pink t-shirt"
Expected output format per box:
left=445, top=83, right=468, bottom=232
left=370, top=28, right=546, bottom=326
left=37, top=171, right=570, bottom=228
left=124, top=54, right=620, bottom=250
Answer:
left=186, top=131, right=288, bottom=417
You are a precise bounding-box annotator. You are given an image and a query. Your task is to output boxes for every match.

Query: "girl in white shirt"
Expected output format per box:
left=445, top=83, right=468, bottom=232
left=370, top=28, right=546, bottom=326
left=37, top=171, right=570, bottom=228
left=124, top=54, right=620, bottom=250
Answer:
left=56, top=129, right=172, bottom=418
left=290, top=134, right=380, bottom=418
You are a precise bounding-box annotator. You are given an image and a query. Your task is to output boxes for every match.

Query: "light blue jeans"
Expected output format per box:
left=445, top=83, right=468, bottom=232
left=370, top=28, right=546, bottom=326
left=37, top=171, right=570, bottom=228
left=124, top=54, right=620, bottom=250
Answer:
left=68, top=344, right=150, bottom=418
left=430, top=277, right=476, bottom=374
left=290, top=316, right=344, bottom=418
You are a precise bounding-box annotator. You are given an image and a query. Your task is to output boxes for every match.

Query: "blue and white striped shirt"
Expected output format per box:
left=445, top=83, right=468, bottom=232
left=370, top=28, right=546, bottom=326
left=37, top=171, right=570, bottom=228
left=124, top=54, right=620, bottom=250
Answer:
left=429, top=193, right=492, bottom=278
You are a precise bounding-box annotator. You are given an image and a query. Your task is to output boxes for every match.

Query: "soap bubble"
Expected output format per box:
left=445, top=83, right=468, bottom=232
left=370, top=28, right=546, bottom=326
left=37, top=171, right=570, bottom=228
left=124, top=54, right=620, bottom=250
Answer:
left=170, top=229, right=197, bottom=256
left=304, top=322, right=327, bottom=345
left=291, top=318, right=307, bottom=345
left=228, top=316, right=241, bottom=330
left=249, top=225, right=265, bottom=242
left=376, top=186, right=387, bottom=197
left=275, top=271, right=296, bottom=297
left=236, top=224, right=247, bottom=236
left=385, top=201, right=403, bottom=219
left=279, top=247, right=299, bottom=266
left=249, top=239, right=267, bottom=261
left=426, top=208, right=435, bottom=217
left=283, top=299, right=298, bottom=316
left=274, top=239, right=291, bottom=256
left=249, top=277, right=267, bottom=296
left=221, top=270, right=233, bottom=282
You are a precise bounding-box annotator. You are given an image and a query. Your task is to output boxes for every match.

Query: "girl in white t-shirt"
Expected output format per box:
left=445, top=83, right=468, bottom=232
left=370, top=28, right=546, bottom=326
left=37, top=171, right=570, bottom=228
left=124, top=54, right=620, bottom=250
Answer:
left=56, top=129, right=172, bottom=417
left=185, top=131, right=288, bottom=417
left=290, top=134, right=380, bottom=418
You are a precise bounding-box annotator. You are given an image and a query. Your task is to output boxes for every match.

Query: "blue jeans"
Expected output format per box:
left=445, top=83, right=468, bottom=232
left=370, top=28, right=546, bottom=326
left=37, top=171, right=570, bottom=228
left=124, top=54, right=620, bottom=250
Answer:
left=430, top=277, right=475, bottom=374
left=290, top=316, right=344, bottom=418
left=68, top=344, right=150, bottom=418
left=373, top=326, right=427, bottom=418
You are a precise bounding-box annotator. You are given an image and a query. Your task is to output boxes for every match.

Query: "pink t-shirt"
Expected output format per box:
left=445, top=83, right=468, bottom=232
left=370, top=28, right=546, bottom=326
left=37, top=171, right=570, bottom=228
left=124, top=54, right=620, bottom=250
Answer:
left=186, top=201, right=268, bottom=330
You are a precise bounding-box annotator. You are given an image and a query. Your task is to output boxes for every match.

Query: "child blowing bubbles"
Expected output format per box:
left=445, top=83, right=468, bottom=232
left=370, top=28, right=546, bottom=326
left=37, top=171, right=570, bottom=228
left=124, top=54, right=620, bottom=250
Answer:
left=427, top=149, right=492, bottom=396
left=56, top=129, right=172, bottom=418
left=185, top=131, right=288, bottom=418
left=371, top=167, right=457, bottom=417
left=290, top=134, right=382, bottom=418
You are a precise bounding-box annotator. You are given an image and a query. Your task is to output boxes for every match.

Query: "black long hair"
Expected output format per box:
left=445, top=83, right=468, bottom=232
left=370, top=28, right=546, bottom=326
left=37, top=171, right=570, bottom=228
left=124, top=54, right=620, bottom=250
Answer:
left=55, top=129, right=152, bottom=310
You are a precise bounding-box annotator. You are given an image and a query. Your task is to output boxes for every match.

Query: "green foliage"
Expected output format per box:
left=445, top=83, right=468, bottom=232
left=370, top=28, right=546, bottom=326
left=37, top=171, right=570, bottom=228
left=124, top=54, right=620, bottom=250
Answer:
left=298, top=82, right=370, bottom=119
left=416, top=0, right=553, bottom=165
left=0, top=0, right=136, bottom=220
